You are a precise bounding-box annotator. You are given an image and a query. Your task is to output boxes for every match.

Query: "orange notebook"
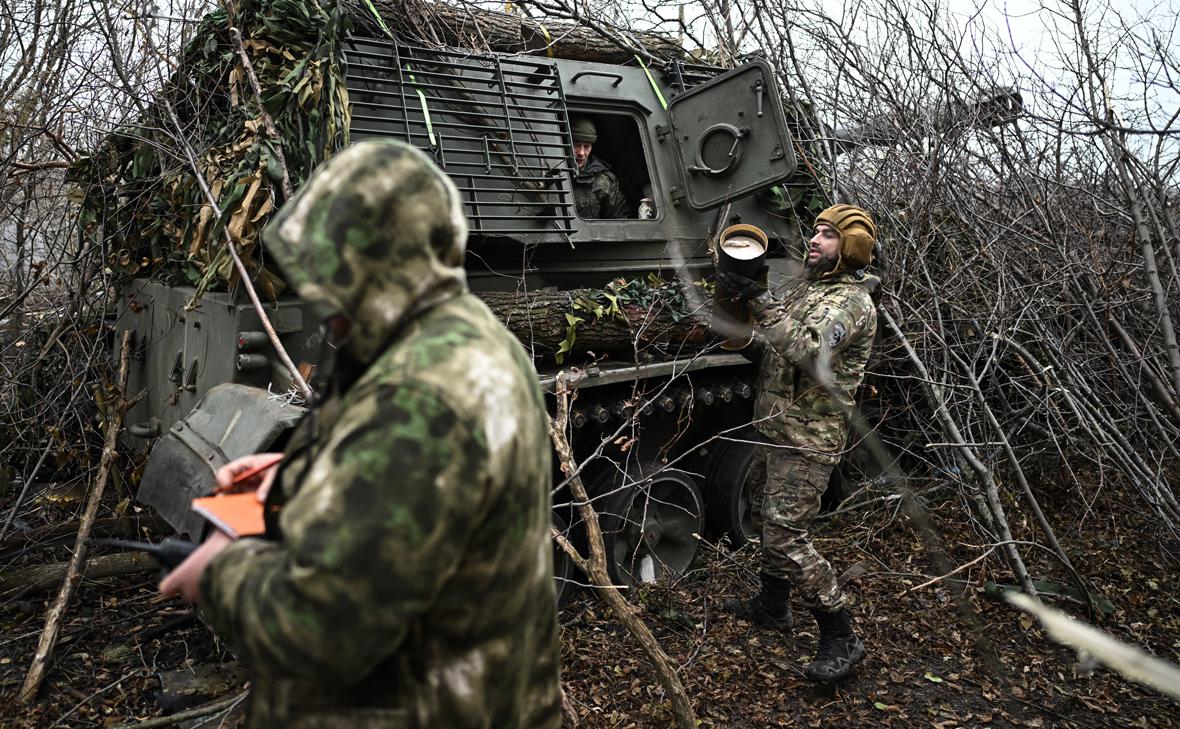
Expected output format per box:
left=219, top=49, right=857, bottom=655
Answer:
left=192, top=492, right=266, bottom=537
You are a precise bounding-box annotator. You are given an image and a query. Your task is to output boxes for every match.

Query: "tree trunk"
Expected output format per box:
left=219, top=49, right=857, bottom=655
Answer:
left=476, top=290, right=713, bottom=357
left=365, top=0, right=686, bottom=62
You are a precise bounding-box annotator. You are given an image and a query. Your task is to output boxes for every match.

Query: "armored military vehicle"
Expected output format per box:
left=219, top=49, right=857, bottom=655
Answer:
left=108, top=12, right=1020, bottom=594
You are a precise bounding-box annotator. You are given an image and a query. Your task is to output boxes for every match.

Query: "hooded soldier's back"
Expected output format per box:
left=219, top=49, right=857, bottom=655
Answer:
left=197, top=141, right=561, bottom=728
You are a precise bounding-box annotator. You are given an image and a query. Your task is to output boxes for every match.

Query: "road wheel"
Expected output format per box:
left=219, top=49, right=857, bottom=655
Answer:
left=705, top=432, right=760, bottom=547
left=599, top=465, right=704, bottom=588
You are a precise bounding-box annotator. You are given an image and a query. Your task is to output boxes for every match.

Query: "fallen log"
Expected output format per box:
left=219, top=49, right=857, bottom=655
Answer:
left=476, top=289, right=713, bottom=357
left=0, top=514, right=170, bottom=557
left=0, top=552, right=156, bottom=600
left=363, top=0, right=686, bottom=62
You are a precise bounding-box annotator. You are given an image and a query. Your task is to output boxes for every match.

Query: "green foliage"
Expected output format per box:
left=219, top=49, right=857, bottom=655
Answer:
left=68, top=0, right=353, bottom=298
left=556, top=275, right=702, bottom=363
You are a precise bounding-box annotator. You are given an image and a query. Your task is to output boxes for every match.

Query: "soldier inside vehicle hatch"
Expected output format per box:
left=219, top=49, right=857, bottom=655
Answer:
left=570, top=115, right=632, bottom=219
left=716, top=204, right=881, bottom=683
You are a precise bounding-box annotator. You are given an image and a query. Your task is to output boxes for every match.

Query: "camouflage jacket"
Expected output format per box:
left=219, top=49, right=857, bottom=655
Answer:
left=199, top=141, right=561, bottom=729
left=572, top=157, right=630, bottom=219
left=749, top=270, right=879, bottom=465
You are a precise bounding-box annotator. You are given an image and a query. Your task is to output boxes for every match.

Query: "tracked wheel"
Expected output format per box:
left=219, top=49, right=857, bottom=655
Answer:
left=599, top=465, right=704, bottom=588
left=705, top=432, right=760, bottom=548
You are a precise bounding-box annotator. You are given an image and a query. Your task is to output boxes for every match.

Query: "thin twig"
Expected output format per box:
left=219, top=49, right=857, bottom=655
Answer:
left=106, top=691, right=248, bottom=729
left=159, top=100, right=314, bottom=402
left=547, top=370, right=696, bottom=729
left=229, top=26, right=293, bottom=200
left=902, top=546, right=996, bottom=595
left=48, top=669, right=146, bottom=729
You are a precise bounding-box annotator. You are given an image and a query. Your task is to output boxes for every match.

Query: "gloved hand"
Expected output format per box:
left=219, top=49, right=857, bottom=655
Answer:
left=715, top=270, right=767, bottom=301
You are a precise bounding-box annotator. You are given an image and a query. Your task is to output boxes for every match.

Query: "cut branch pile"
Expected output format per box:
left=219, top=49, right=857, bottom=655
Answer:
left=740, top=0, right=1180, bottom=595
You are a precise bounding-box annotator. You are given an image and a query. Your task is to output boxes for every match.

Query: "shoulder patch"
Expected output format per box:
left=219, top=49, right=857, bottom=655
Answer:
left=828, top=322, right=847, bottom=349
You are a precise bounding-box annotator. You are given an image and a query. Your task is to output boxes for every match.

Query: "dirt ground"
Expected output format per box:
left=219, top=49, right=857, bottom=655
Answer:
left=1, top=476, right=1177, bottom=728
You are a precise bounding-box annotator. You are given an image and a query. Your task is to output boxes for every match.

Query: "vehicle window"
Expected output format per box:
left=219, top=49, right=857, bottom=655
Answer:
left=568, top=112, right=656, bottom=221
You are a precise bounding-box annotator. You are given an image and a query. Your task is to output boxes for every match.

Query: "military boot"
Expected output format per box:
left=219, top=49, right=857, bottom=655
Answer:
left=804, top=607, right=865, bottom=681
left=723, top=572, right=794, bottom=631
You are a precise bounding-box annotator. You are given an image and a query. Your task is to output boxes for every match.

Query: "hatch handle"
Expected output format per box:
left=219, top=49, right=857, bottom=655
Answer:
left=688, top=123, right=748, bottom=177
left=570, top=71, right=623, bottom=87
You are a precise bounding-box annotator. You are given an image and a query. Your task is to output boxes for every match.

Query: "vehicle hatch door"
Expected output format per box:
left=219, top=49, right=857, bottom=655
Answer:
left=665, top=59, right=796, bottom=210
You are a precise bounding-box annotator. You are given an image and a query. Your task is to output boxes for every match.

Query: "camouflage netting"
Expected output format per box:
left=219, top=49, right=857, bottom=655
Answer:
left=69, top=0, right=352, bottom=300
left=66, top=0, right=716, bottom=301
left=69, top=0, right=826, bottom=302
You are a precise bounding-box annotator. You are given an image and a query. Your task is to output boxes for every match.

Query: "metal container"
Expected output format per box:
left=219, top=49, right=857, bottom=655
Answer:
left=716, top=224, right=768, bottom=277
left=713, top=224, right=769, bottom=350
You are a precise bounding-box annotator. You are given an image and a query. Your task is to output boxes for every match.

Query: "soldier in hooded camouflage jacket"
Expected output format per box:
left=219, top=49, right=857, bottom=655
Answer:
left=160, top=140, right=561, bottom=728
left=718, top=204, right=880, bottom=683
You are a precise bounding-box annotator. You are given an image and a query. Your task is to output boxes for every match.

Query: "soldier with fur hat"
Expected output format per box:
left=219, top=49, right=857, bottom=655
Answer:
left=569, top=115, right=630, bottom=219
left=717, top=203, right=880, bottom=682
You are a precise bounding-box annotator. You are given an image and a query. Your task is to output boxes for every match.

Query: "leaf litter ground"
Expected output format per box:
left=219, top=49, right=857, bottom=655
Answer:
left=1, top=476, right=1177, bottom=727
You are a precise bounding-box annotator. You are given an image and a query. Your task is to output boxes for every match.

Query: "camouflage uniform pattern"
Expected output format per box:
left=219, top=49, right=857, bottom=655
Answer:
left=750, top=270, right=879, bottom=466
left=748, top=446, right=843, bottom=609
left=747, top=269, right=879, bottom=611
left=199, top=140, right=561, bottom=729
left=572, top=157, right=630, bottom=219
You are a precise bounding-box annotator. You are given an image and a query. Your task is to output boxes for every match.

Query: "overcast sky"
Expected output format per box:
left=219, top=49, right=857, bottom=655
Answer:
left=924, top=0, right=1177, bottom=127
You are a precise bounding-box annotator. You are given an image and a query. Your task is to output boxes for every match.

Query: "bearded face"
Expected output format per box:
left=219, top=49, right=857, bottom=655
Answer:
left=804, top=223, right=842, bottom=279
left=804, top=255, right=839, bottom=280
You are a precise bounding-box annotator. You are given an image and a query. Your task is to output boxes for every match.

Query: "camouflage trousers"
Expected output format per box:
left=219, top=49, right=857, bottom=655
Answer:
left=749, top=444, right=846, bottom=611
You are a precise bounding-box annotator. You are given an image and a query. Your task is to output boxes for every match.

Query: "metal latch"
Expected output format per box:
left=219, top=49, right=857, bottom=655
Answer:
left=168, top=351, right=184, bottom=383
left=184, top=358, right=199, bottom=392
left=129, top=417, right=161, bottom=439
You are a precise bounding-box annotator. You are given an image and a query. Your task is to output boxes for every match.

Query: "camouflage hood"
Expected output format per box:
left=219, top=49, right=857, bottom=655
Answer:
left=264, top=140, right=469, bottom=364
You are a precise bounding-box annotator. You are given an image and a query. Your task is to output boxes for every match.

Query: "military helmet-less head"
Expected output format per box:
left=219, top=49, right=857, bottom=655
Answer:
left=263, top=140, right=469, bottom=364
left=815, top=204, right=878, bottom=273
left=570, top=115, right=598, bottom=144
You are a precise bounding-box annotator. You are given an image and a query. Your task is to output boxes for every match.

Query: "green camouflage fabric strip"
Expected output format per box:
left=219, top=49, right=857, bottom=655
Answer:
left=199, top=140, right=561, bottom=729
left=572, top=157, right=630, bottom=219
left=749, top=270, right=879, bottom=466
